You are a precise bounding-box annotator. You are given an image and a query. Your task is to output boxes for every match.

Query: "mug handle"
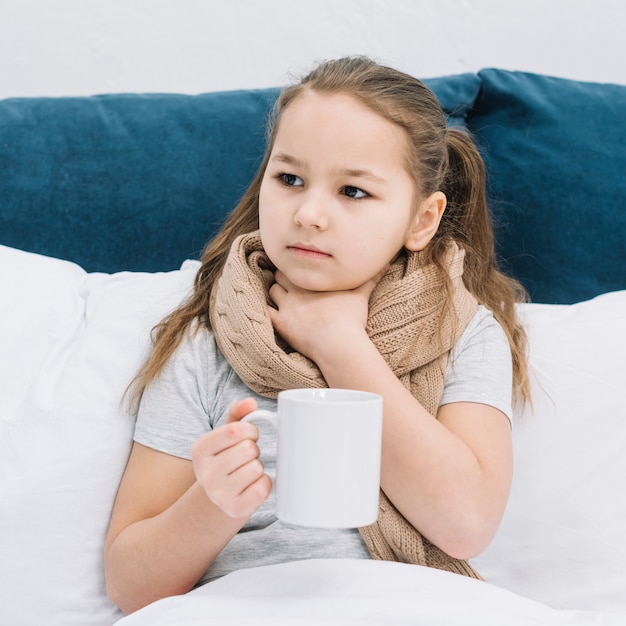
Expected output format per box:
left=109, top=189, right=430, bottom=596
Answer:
left=241, top=409, right=278, bottom=429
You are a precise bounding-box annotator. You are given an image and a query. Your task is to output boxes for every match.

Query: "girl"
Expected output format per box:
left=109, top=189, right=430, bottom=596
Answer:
left=105, top=56, right=529, bottom=614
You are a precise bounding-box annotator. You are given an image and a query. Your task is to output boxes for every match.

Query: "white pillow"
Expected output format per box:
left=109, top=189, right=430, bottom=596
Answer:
left=471, top=292, right=626, bottom=613
left=1, top=243, right=624, bottom=622
left=0, top=246, right=199, bottom=626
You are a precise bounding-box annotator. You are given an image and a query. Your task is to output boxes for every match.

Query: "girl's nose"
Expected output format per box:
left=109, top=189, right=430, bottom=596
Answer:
left=293, top=196, right=328, bottom=230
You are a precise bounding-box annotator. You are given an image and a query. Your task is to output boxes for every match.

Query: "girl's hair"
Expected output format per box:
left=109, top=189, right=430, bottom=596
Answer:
left=127, top=56, right=530, bottom=410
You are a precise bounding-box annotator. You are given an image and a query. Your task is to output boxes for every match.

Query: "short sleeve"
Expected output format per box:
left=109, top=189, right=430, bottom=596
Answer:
left=440, top=306, right=513, bottom=422
left=133, top=324, right=224, bottom=459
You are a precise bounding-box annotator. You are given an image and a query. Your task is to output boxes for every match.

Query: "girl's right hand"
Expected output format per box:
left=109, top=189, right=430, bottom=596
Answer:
left=191, top=398, right=272, bottom=520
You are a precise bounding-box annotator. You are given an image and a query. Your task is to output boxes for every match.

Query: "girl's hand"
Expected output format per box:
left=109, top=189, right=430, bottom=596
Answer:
left=191, top=398, right=271, bottom=520
left=267, top=269, right=385, bottom=363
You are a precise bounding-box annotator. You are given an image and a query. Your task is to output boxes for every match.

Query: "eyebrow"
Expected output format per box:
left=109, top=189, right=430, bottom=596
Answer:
left=335, top=168, right=387, bottom=184
left=270, top=152, right=387, bottom=184
left=271, top=152, right=306, bottom=169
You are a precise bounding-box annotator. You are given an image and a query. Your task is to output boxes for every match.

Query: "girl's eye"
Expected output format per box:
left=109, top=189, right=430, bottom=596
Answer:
left=343, top=185, right=368, bottom=199
left=280, top=173, right=303, bottom=187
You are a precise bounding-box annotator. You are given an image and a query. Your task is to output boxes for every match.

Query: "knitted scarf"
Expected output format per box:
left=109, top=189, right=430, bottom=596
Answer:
left=209, top=230, right=481, bottom=579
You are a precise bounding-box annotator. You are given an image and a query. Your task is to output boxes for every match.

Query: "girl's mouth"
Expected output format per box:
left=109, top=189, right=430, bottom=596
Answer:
left=287, top=244, right=331, bottom=260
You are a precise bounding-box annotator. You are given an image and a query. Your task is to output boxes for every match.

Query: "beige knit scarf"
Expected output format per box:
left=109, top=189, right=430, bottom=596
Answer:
left=209, top=230, right=481, bottom=579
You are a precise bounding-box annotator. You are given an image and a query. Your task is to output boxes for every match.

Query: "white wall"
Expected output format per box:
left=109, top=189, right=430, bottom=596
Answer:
left=1, top=0, right=625, bottom=99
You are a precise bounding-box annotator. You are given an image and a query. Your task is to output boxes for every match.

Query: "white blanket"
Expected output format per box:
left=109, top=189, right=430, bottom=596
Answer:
left=116, top=559, right=625, bottom=625
left=2, top=243, right=624, bottom=625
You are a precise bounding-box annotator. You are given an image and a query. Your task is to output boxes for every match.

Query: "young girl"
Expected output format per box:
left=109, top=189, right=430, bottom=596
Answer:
left=105, top=56, right=529, bottom=614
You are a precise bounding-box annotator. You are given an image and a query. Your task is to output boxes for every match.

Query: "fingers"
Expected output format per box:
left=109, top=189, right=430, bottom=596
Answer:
left=273, top=269, right=289, bottom=288
left=191, top=399, right=271, bottom=519
left=196, top=435, right=260, bottom=478
left=225, top=472, right=272, bottom=519
left=193, top=405, right=260, bottom=461
left=226, top=397, right=258, bottom=424
left=268, top=270, right=291, bottom=310
left=196, top=438, right=266, bottom=508
left=192, top=431, right=271, bottom=519
left=268, top=281, right=284, bottom=310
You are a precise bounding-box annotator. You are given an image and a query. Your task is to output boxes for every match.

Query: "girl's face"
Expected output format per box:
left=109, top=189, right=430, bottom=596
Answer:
left=259, top=90, right=420, bottom=292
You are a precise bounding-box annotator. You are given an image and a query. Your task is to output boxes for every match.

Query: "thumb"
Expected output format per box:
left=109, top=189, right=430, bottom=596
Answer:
left=226, top=397, right=258, bottom=424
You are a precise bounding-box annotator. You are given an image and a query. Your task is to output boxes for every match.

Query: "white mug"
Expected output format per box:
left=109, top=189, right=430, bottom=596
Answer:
left=243, top=388, right=383, bottom=528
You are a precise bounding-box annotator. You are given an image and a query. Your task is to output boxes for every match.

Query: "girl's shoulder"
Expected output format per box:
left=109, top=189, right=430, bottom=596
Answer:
left=443, top=305, right=513, bottom=421
left=133, top=322, right=235, bottom=459
left=455, top=305, right=509, bottom=355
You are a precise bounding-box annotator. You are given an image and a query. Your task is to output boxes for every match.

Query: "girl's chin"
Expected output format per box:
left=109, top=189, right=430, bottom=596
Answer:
left=275, top=266, right=369, bottom=293
left=288, top=278, right=362, bottom=293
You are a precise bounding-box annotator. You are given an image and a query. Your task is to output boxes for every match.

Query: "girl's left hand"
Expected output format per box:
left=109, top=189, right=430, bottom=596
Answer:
left=267, top=269, right=383, bottom=363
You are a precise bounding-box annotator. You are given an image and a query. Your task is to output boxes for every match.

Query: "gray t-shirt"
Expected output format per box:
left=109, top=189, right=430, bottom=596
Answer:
left=134, top=305, right=512, bottom=585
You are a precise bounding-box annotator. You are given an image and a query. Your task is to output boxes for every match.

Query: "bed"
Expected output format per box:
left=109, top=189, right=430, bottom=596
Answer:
left=1, top=68, right=625, bottom=625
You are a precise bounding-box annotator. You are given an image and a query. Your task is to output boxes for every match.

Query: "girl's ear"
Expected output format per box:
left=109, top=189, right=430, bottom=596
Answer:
left=404, top=191, right=446, bottom=252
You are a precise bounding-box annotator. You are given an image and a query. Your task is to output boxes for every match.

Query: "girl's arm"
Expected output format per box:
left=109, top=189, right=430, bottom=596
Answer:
left=105, top=399, right=270, bottom=614
left=268, top=272, right=513, bottom=560
left=314, top=334, right=512, bottom=559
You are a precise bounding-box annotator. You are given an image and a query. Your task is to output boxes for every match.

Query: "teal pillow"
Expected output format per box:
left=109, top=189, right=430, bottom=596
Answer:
left=468, top=69, right=626, bottom=304
left=424, top=72, right=481, bottom=128
left=0, top=90, right=279, bottom=273
left=0, top=75, right=480, bottom=274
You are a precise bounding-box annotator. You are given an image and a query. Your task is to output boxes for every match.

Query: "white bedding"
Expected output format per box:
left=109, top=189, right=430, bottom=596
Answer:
left=116, top=559, right=624, bottom=626
left=2, top=245, right=625, bottom=626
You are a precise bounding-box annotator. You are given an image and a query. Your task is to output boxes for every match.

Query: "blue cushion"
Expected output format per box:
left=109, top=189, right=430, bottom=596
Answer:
left=468, top=69, right=626, bottom=304
left=0, top=90, right=279, bottom=273
left=0, top=76, right=480, bottom=273
left=424, top=72, right=481, bottom=128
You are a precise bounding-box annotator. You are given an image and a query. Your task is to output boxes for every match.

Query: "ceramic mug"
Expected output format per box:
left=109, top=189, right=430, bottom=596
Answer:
left=243, top=388, right=383, bottom=528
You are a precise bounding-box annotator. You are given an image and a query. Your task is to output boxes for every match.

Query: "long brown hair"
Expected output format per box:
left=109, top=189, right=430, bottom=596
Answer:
left=127, top=56, right=530, bottom=410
